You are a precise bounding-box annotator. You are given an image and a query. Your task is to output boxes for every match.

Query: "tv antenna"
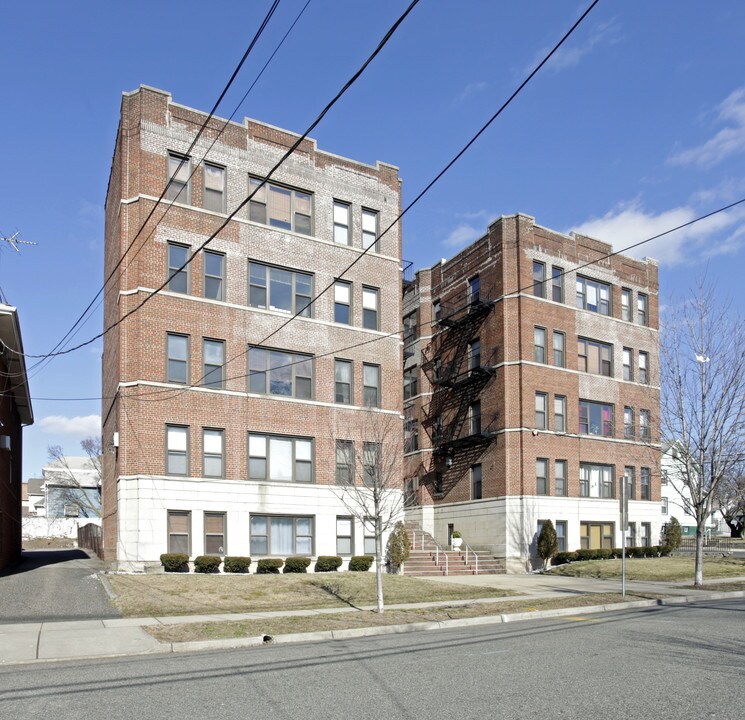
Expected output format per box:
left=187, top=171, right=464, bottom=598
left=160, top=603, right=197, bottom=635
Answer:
left=1, top=231, right=37, bottom=253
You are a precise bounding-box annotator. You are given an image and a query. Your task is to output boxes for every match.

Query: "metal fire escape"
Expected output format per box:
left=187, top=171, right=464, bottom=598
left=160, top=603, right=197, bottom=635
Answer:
left=421, top=281, right=499, bottom=458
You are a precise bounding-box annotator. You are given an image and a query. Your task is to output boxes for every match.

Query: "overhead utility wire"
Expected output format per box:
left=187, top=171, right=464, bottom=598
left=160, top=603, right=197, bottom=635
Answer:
left=20, top=192, right=745, bottom=404
left=17, top=0, right=420, bottom=362
left=30, top=0, right=282, bottom=370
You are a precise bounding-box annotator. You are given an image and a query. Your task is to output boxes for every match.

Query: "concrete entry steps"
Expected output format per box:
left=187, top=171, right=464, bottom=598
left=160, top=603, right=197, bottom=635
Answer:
left=403, top=525, right=506, bottom=576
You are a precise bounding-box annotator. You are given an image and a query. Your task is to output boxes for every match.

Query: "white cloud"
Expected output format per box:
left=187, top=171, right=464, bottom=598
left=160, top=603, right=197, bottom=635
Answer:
left=38, top=414, right=101, bottom=438
left=669, top=86, right=745, bottom=168
left=443, top=223, right=483, bottom=249
left=457, top=81, right=487, bottom=103
left=571, top=198, right=745, bottom=265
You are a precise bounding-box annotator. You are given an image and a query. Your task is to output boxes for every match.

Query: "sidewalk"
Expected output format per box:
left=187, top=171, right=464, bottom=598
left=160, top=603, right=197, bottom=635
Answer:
left=1, top=574, right=743, bottom=666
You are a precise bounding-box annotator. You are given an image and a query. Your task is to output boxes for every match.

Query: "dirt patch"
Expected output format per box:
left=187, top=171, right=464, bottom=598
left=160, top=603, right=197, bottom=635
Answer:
left=23, top=537, right=77, bottom=550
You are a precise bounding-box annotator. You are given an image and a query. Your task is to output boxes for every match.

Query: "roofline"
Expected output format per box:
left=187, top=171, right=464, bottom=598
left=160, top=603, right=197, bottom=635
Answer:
left=0, top=304, right=33, bottom=426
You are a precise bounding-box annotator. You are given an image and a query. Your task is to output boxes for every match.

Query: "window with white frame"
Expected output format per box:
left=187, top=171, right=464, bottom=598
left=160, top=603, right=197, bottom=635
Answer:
left=580, top=463, right=614, bottom=498
left=554, top=395, right=566, bottom=433
left=336, top=517, right=354, bottom=555
left=248, top=177, right=312, bottom=235
left=250, top=515, right=313, bottom=556
left=334, top=281, right=351, bottom=324
left=168, top=510, right=191, bottom=554
left=166, top=425, right=189, bottom=475
left=335, top=359, right=353, bottom=404
left=639, top=351, right=649, bottom=384
left=623, top=347, right=633, bottom=381
left=204, top=250, right=224, bottom=301
left=555, top=520, right=567, bottom=552
left=535, top=392, right=547, bottom=430
left=364, top=518, right=376, bottom=555
left=662, top=497, right=668, bottom=514
left=578, top=337, right=613, bottom=377
left=363, top=363, right=380, bottom=407
left=248, top=347, right=313, bottom=399
left=202, top=339, right=225, bottom=389
left=333, top=200, right=351, bottom=245
left=553, top=331, right=565, bottom=367
left=621, top=288, right=632, bottom=321
left=249, top=262, right=312, bottom=317
left=624, top=466, right=636, bottom=500
left=536, top=458, right=548, bottom=495
left=576, top=276, right=611, bottom=315
left=203, top=163, right=225, bottom=213
left=248, top=434, right=313, bottom=483
left=166, top=153, right=191, bottom=204
left=637, top=293, right=648, bottom=326
left=203, top=428, right=224, bottom=478
left=362, top=208, right=379, bottom=252
left=534, top=327, right=547, bottom=363
left=555, top=460, right=567, bottom=497
left=362, top=287, right=379, bottom=330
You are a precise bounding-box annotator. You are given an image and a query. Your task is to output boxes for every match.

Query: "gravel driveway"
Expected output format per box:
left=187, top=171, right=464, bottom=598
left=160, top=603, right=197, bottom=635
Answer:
left=0, top=548, right=119, bottom=623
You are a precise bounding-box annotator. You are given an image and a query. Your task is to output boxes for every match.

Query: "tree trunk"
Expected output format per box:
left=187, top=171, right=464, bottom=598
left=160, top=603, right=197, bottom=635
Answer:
left=375, top=511, right=384, bottom=614
left=694, top=522, right=705, bottom=587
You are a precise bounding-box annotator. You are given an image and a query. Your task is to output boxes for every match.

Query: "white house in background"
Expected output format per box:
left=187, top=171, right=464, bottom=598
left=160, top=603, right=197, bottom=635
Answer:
left=22, top=477, right=45, bottom=516
left=41, top=456, right=101, bottom=519
left=660, top=443, right=722, bottom=537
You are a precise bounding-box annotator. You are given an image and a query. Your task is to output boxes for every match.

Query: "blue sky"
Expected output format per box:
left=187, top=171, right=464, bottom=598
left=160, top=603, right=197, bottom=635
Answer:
left=2, top=1, right=744, bottom=477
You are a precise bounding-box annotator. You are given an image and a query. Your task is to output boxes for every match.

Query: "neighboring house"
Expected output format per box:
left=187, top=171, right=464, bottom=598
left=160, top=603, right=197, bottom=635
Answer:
left=41, top=456, right=101, bottom=519
left=102, top=86, right=403, bottom=570
left=403, top=214, right=663, bottom=571
left=0, top=304, right=34, bottom=571
left=21, top=478, right=44, bottom=516
left=660, top=443, right=721, bottom=537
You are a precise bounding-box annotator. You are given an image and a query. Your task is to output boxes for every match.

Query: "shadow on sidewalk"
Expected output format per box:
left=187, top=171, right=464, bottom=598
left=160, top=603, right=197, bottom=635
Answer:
left=0, top=549, right=93, bottom=577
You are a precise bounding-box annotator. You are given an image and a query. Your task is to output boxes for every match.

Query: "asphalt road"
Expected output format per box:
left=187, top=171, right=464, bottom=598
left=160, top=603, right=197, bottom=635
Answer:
left=0, top=549, right=119, bottom=623
left=0, top=598, right=741, bottom=719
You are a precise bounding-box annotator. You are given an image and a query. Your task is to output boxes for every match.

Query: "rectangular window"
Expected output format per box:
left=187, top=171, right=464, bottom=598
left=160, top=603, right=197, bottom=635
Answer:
left=335, top=359, right=353, bottom=404
left=166, top=425, right=188, bottom=476
left=202, top=339, right=225, bottom=389
left=362, top=208, right=379, bottom=252
left=579, top=400, right=614, bottom=437
left=403, top=312, right=417, bottom=349
left=362, top=287, right=379, bottom=330
left=403, top=366, right=418, bottom=401
left=203, top=163, right=225, bottom=213
left=580, top=463, right=615, bottom=498
left=248, top=177, right=312, bottom=235
left=661, top=469, right=668, bottom=485
left=533, top=261, right=546, bottom=298
left=204, top=512, right=226, bottom=555
left=662, top=497, right=668, bottom=514
left=471, top=464, right=482, bottom=500
left=637, top=293, right=648, bottom=326
left=248, top=347, right=313, bottom=399
left=624, top=467, right=636, bottom=501
left=363, top=363, right=380, bottom=407
left=335, top=440, right=354, bottom=485
left=166, top=153, right=190, bottom=204
left=554, top=395, right=566, bottom=433
left=166, top=333, right=189, bottom=384
left=535, top=392, right=547, bottom=430
left=333, top=200, right=351, bottom=245
left=336, top=517, right=354, bottom=556
left=534, top=327, right=547, bottom=363
left=468, top=275, right=480, bottom=305
left=334, top=281, right=351, bottom=324
left=621, top=288, right=632, bottom=321
left=555, top=520, right=567, bottom=552
left=576, top=276, right=611, bottom=315
left=640, top=409, right=651, bottom=441
left=641, top=522, right=651, bottom=547
left=433, top=300, right=441, bottom=323
left=469, top=400, right=481, bottom=436
left=433, top=471, right=443, bottom=495
left=250, top=515, right=313, bottom=556
left=167, top=510, right=190, bottom=554
left=167, top=242, right=189, bottom=294
left=202, top=428, right=224, bottom=478
left=204, top=251, right=224, bottom=301
left=404, top=406, right=419, bottom=453
left=639, top=351, right=649, bottom=384
left=622, top=348, right=633, bottom=381
left=536, top=458, right=548, bottom=495
left=248, top=262, right=312, bottom=318
left=641, top=467, right=651, bottom=500
left=553, top=331, right=565, bottom=367
left=248, top=434, right=313, bottom=483
left=551, top=266, right=564, bottom=302
left=624, top=407, right=635, bottom=440
left=578, top=337, right=613, bottom=377
left=364, top=518, right=376, bottom=555
left=555, top=460, right=567, bottom=497
left=580, top=521, right=615, bottom=550
left=469, top=338, right=481, bottom=370
left=363, top=442, right=380, bottom=487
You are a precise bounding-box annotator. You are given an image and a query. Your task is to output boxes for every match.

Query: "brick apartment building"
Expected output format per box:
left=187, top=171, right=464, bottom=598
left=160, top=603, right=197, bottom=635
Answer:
left=403, top=213, right=662, bottom=571
left=0, top=304, right=33, bottom=571
left=102, top=86, right=403, bottom=570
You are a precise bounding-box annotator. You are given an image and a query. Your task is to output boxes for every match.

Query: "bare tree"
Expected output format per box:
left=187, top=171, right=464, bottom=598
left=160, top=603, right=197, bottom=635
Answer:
left=45, top=436, right=102, bottom=518
left=333, top=410, right=404, bottom=613
left=717, top=464, right=745, bottom=538
left=660, top=279, right=745, bottom=585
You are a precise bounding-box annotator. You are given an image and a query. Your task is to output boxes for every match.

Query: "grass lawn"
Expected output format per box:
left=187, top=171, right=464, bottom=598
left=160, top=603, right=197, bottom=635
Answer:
left=145, top=592, right=661, bottom=644
left=548, top=556, right=745, bottom=581
left=692, top=580, right=745, bottom=592
left=106, top=573, right=515, bottom=618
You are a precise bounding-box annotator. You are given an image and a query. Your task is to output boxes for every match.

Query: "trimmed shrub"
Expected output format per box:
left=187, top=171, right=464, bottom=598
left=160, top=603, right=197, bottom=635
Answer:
left=223, top=556, right=251, bottom=573
left=575, top=549, right=594, bottom=561
left=551, top=551, right=577, bottom=566
left=160, top=553, right=189, bottom=573
left=596, top=548, right=612, bottom=560
left=659, top=544, right=673, bottom=557
left=349, top=555, right=374, bottom=571
left=194, top=555, right=222, bottom=573
left=630, top=546, right=647, bottom=558
left=315, top=556, right=343, bottom=573
left=386, top=521, right=410, bottom=573
left=283, top=556, right=311, bottom=573
left=611, top=548, right=623, bottom=559
left=256, top=558, right=284, bottom=574
left=537, top=520, right=558, bottom=568
left=662, top=517, right=682, bottom=550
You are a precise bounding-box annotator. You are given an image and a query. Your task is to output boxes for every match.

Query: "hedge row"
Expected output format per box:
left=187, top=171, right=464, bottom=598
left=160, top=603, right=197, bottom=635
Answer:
left=551, top=545, right=672, bottom=566
left=160, top=554, right=375, bottom=574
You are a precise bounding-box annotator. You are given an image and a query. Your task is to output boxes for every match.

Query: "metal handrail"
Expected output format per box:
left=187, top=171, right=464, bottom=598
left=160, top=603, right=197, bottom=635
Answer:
left=411, top=528, right=449, bottom=575
left=463, top=542, right=479, bottom=574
